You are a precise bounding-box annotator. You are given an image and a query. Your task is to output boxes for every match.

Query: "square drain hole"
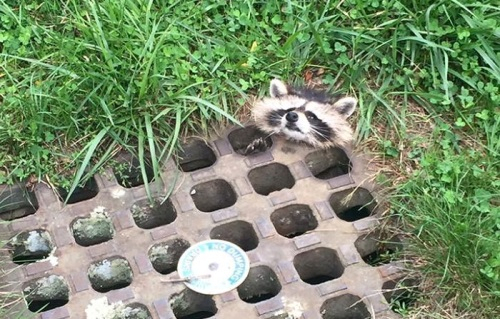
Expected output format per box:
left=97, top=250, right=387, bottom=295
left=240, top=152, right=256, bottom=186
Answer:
left=8, top=229, right=54, bottom=264
left=170, top=289, right=217, bottom=319
left=237, top=265, right=281, bottom=303
left=248, top=163, right=295, bottom=195
left=355, top=233, right=402, bottom=266
left=210, top=220, right=259, bottom=251
left=190, top=179, right=237, bottom=212
left=293, top=248, right=344, bottom=285
left=57, top=176, right=99, bottom=204
left=118, top=303, right=152, bottom=318
left=0, top=185, right=38, bottom=221
left=383, top=278, right=418, bottom=313
left=329, top=188, right=377, bottom=222
left=149, top=238, right=190, bottom=274
left=71, top=210, right=115, bottom=246
left=320, top=294, right=371, bottom=319
left=113, top=152, right=155, bottom=188
left=305, top=147, right=352, bottom=180
left=176, top=140, right=217, bottom=172
left=131, top=198, right=177, bottom=229
left=23, top=275, right=69, bottom=313
left=88, top=256, right=133, bottom=293
left=271, top=204, right=318, bottom=238
left=228, top=126, right=273, bottom=156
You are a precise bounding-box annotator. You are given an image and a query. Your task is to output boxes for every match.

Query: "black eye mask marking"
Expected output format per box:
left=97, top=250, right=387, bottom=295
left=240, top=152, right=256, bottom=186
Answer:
left=267, top=108, right=295, bottom=127
left=305, top=111, right=318, bottom=121
left=304, top=111, right=333, bottom=141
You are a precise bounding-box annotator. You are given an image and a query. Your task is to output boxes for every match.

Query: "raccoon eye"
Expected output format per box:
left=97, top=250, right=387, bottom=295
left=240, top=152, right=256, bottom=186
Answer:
left=306, top=112, right=318, bottom=121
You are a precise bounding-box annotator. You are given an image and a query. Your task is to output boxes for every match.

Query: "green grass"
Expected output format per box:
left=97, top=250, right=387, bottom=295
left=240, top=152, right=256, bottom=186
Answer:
left=0, top=0, right=499, bottom=317
left=391, top=119, right=499, bottom=317
left=0, top=235, right=35, bottom=319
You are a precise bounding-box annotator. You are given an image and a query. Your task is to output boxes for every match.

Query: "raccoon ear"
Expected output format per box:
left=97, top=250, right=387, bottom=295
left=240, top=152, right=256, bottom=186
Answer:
left=332, top=97, right=357, bottom=118
left=270, top=79, right=289, bottom=98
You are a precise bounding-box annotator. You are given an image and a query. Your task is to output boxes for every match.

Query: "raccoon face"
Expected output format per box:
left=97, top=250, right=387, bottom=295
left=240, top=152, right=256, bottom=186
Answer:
left=252, top=79, right=357, bottom=148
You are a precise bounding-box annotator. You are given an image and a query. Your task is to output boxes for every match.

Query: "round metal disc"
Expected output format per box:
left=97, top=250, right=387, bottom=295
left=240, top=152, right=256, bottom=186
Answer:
left=177, top=239, right=250, bottom=295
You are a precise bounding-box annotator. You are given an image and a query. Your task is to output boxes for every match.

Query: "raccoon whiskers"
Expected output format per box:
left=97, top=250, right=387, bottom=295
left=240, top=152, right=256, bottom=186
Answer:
left=268, top=111, right=285, bottom=127
left=309, top=125, right=330, bottom=141
left=264, top=132, right=275, bottom=139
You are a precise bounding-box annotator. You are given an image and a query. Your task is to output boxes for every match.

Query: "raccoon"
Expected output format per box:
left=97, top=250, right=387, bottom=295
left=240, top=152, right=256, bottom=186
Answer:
left=252, top=79, right=357, bottom=148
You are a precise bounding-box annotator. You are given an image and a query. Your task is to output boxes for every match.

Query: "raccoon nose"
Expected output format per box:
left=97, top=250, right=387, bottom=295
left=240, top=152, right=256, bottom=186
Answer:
left=286, top=111, right=299, bottom=123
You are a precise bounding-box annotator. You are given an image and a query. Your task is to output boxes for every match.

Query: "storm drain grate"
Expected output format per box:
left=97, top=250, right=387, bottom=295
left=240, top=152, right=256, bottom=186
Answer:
left=271, top=204, right=318, bottom=238
left=320, top=294, right=371, bottom=319
left=237, top=265, right=282, bottom=303
left=117, top=302, right=153, bottom=318
left=170, top=289, right=217, bottom=319
left=113, top=152, right=155, bottom=188
left=131, top=198, right=177, bottom=229
left=210, top=220, right=259, bottom=251
left=228, top=126, right=273, bottom=156
left=176, top=140, right=217, bottom=172
left=23, top=275, right=70, bottom=313
left=329, top=187, right=377, bottom=222
left=149, top=238, right=191, bottom=275
left=355, top=232, right=403, bottom=267
left=248, top=163, right=295, bottom=195
left=293, top=247, right=344, bottom=285
left=71, top=210, right=115, bottom=246
left=190, top=179, right=237, bottom=212
left=0, top=124, right=403, bottom=319
left=88, top=256, right=133, bottom=293
left=0, top=186, right=38, bottom=221
left=56, top=176, right=99, bottom=204
left=9, top=229, right=54, bottom=265
left=305, top=147, right=352, bottom=180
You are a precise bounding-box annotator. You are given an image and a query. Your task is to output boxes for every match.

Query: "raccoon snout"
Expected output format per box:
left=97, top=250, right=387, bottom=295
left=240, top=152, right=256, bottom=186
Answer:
left=285, top=111, right=299, bottom=122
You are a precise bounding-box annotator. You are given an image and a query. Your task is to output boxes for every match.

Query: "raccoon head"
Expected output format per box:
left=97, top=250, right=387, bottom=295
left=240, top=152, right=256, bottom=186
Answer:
left=252, top=79, right=357, bottom=148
